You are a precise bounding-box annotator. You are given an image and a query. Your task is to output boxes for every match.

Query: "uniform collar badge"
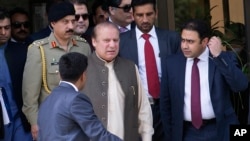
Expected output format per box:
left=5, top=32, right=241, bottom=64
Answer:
left=72, top=39, right=78, bottom=46
left=51, top=41, right=57, bottom=48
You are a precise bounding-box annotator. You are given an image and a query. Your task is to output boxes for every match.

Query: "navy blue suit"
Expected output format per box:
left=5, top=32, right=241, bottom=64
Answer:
left=160, top=51, right=248, bottom=141
left=38, top=82, right=122, bottom=141
left=119, top=28, right=181, bottom=66
left=119, top=27, right=181, bottom=141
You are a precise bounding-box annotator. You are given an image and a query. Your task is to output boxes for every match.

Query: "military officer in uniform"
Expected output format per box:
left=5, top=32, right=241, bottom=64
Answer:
left=22, top=2, right=91, bottom=140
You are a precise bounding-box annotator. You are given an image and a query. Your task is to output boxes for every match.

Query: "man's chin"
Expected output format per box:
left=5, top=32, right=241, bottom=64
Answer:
left=75, top=30, right=86, bottom=35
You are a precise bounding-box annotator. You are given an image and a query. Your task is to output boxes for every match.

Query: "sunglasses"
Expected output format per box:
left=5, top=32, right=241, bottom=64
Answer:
left=12, top=21, right=29, bottom=29
left=75, top=14, right=89, bottom=21
left=114, top=5, right=132, bottom=12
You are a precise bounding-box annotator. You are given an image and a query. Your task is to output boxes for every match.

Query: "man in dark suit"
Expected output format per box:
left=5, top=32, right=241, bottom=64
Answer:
left=160, top=19, right=248, bottom=141
left=103, top=0, right=135, bottom=33
left=0, top=7, right=33, bottom=141
left=119, top=0, right=181, bottom=140
left=38, top=52, right=122, bottom=141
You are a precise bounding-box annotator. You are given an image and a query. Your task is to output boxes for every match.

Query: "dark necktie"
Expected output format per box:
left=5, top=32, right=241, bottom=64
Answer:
left=191, top=58, right=202, bottom=129
left=142, top=33, right=160, bottom=98
left=119, top=27, right=127, bottom=33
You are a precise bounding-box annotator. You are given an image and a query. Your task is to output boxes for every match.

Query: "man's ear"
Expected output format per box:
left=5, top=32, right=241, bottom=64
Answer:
left=202, top=37, right=209, bottom=47
left=109, top=6, right=115, bottom=15
left=50, top=22, right=55, bottom=28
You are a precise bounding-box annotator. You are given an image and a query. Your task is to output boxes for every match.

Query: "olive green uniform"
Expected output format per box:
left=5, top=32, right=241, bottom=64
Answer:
left=22, top=33, right=91, bottom=125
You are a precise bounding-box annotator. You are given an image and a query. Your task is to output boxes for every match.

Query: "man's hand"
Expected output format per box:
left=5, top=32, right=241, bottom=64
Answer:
left=208, top=36, right=223, bottom=57
left=31, top=124, right=38, bottom=140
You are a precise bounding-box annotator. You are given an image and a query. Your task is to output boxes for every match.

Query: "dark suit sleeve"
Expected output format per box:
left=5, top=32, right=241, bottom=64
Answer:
left=160, top=59, right=172, bottom=140
left=212, top=51, right=248, bottom=92
left=70, top=94, right=122, bottom=141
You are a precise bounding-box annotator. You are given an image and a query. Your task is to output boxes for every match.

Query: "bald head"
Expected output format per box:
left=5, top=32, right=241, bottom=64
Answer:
left=92, top=21, right=119, bottom=39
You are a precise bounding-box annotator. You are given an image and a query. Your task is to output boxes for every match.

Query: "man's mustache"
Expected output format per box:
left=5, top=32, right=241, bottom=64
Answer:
left=66, top=29, right=74, bottom=33
left=17, top=30, right=28, bottom=34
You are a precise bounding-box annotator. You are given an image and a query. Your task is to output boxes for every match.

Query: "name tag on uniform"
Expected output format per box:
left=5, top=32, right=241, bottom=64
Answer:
left=51, top=62, right=59, bottom=66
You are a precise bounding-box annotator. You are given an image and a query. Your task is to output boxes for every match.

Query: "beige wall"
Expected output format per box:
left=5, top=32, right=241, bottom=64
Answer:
left=209, top=0, right=225, bottom=32
left=229, top=0, right=244, bottom=23
left=210, top=0, right=244, bottom=33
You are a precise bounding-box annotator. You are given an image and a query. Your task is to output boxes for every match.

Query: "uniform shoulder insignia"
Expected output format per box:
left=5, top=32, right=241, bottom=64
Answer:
left=29, top=38, right=49, bottom=49
left=74, top=35, right=87, bottom=43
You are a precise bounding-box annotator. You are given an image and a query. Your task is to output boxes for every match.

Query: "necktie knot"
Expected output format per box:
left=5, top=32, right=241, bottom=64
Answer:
left=119, top=27, right=127, bottom=33
left=193, top=58, right=199, bottom=65
left=142, top=33, right=150, bottom=40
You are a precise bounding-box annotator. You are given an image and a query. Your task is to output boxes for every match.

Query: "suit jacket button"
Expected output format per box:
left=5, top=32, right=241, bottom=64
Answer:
left=102, top=69, right=105, bottom=73
left=101, top=92, right=106, bottom=96
left=101, top=81, right=106, bottom=85
left=101, top=105, right=105, bottom=109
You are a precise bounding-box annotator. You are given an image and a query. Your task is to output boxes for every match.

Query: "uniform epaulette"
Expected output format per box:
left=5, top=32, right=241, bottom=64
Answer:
left=74, top=35, right=87, bottom=43
left=28, top=38, right=50, bottom=49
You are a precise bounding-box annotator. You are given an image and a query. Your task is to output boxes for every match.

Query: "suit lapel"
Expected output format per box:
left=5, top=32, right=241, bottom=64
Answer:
left=179, top=55, right=187, bottom=99
left=209, top=58, right=216, bottom=91
left=129, top=30, right=139, bottom=65
left=155, top=29, right=165, bottom=59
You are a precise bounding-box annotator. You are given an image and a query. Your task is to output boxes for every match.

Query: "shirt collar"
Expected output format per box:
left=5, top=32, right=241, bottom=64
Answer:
left=109, top=17, right=131, bottom=30
left=187, top=46, right=209, bottom=62
left=59, top=81, right=79, bottom=92
left=136, top=26, right=156, bottom=40
left=48, top=33, right=78, bottom=49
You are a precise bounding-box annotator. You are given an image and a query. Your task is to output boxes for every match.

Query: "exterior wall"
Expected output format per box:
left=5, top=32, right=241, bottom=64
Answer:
left=229, top=0, right=244, bottom=23
left=210, top=0, right=225, bottom=32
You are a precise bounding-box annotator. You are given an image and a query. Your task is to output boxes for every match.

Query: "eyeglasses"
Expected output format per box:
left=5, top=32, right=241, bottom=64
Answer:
left=11, top=21, right=29, bottom=29
left=114, top=5, right=132, bottom=12
left=75, top=14, right=89, bottom=21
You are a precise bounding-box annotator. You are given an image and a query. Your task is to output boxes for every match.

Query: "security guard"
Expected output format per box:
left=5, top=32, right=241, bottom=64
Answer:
left=22, top=2, right=91, bottom=140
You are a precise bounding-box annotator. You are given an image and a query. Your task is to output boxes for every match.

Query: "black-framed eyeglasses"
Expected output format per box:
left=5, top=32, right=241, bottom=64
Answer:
left=114, top=5, right=132, bottom=12
left=11, top=21, right=29, bottom=29
left=75, top=14, right=89, bottom=21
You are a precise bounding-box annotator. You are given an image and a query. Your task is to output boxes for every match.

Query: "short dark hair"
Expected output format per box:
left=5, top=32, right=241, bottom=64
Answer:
left=92, top=0, right=105, bottom=16
left=59, top=52, right=88, bottom=83
left=132, top=0, right=156, bottom=11
left=180, top=19, right=211, bottom=40
left=102, top=0, right=122, bottom=12
left=9, top=7, right=29, bottom=21
left=68, top=0, right=87, bottom=5
left=0, top=7, right=10, bottom=20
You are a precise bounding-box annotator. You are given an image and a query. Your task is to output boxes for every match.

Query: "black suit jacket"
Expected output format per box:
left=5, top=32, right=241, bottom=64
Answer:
left=5, top=40, right=31, bottom=132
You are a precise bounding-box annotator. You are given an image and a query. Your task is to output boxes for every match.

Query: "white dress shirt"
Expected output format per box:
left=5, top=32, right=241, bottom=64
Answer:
left=135, top=26, right=161, bottom=98
left=184, top=47, right=215, bottom=121
left=105, top=61, right=154, bottom=141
